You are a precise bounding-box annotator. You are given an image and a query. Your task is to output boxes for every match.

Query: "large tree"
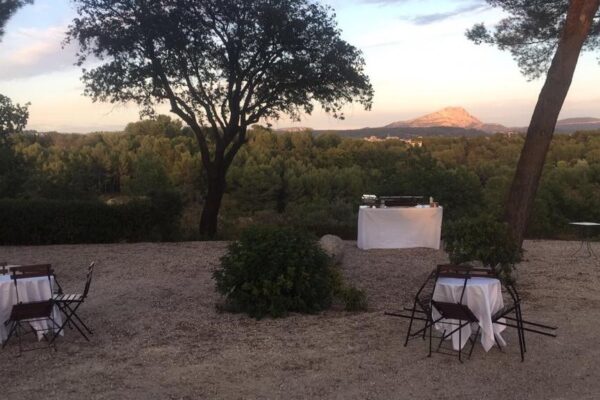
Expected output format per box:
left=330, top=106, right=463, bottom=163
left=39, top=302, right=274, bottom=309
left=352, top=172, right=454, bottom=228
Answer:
left=468, top=0, right=600, bottom=246
left=67, top=0, right=373, bottom=237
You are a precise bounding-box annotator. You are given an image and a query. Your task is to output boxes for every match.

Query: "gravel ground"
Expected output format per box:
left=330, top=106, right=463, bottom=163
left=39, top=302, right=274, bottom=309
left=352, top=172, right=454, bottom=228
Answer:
left=0, top=240, right=599, bottom=400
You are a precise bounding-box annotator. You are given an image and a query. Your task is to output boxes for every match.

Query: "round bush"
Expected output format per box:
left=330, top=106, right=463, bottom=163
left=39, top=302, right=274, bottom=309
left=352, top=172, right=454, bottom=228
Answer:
left=214, top=226, right=335, bottom=318
left=444, top=213, right=522, bottom=281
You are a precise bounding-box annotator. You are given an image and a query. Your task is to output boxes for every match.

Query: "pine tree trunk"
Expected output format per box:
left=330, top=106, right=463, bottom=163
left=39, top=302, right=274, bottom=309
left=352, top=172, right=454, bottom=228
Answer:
left=505, top=0, right=599, bottom=247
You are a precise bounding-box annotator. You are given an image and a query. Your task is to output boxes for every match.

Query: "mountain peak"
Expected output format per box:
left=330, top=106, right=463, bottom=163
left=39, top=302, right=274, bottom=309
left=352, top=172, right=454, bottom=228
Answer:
left=386, top=106, right=483, bottom=129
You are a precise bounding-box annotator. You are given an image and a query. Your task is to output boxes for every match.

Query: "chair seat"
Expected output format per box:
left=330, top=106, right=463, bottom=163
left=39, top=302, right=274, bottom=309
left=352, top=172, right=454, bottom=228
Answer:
left=8, top=301, right=54, bottom=322
left=53, top=293, right=84, bottom=303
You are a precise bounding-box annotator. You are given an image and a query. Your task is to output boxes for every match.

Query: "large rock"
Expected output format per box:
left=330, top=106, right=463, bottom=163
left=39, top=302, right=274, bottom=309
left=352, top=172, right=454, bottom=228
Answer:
left=319, top=234, right=345, bottom=264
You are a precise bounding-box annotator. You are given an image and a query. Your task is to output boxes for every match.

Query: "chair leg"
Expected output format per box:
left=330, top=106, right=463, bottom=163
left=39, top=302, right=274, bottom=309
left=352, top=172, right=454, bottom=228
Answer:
left=458, top=324, right=462, bottom=363
left=428, top=317, right=433, bottom=357
left=65, top=303, right=93, bottom=334
left=513, top=308, right=525, bottom=362
left=17, top=322, right=23, bottom=357
left=494, top=334, right=504, bottom=352
left=517, top=306, right=527, bottom=353
left=468, top=326, right=480, bottom=359
left=2, top=322, right=17, bottom=350
left=404, top=301, right=418, bottom=347
left=437, top=329, right=446, bottom=352
left=50, top=302, right=89, bottom=344
left=513, top=305, right=526, bottom=354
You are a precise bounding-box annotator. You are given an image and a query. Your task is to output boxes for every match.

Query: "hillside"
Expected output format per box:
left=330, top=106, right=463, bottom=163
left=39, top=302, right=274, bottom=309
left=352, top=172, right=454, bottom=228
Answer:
left=554, top=117, right=600, bottom=133
left=313, top=106, right=513, bottom=138
left=311, top=107, right=600, bottom=139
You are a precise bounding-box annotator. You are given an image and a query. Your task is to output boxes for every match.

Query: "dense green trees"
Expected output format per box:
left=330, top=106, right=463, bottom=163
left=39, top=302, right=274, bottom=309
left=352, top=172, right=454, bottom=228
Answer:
left=3, top=117, right=600, bottom=241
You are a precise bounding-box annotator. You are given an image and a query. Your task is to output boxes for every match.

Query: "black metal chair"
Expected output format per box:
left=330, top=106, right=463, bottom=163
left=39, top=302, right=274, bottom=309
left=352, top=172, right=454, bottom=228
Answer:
left=0, top=262, right=7, bottom=275
left=386, top=264, right=474, bottom=348
left=430, top=300, right=480, bottom=362
left=385, top=269, right=437, bottom=346
left=2, top=265, right=60, bottom=356
left=427, top=265, right=481, bottom=362
left=491, top=279, right=557, bottom=362
left=50, top=261, right=95, bottom=343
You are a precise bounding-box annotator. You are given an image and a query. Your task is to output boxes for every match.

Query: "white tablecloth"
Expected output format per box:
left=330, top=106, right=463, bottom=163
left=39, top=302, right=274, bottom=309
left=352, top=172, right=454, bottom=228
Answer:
left=0, top=274, right=62, bottom=343
left=432, top=277, right=506, bottom=351
left=357, top=207, right=443, bottom=250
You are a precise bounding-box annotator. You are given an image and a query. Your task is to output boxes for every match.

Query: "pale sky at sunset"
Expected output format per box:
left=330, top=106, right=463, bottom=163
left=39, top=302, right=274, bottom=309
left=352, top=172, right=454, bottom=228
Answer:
left=1, top=0, right=599, bottom=133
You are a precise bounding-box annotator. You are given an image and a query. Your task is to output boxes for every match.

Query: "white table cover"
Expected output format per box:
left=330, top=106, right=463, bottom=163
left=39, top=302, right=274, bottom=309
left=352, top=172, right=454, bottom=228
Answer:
left=357, top=207, right=443, bottom=250
left=0, top=274, right=62, bottom=343
left=432, top=277, right=506, bottom=352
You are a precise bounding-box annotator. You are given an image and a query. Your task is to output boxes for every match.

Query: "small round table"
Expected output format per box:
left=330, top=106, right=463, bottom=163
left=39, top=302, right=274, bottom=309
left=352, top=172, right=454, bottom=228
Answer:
left=432, top=277, right=506, bottom=352
left=569, top=222, right=600, bottom=258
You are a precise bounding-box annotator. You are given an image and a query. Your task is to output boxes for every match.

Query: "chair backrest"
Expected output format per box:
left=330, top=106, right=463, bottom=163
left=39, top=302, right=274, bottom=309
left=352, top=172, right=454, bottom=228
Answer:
left=10, top=263, right=54, bottom=277
left=431, top=300, right=479, bottom=322
left=82, top=261, right=95, bottom=298
left=11, top=264, right=53, bottom=303
left=433, top=264, right=473, bottom=304
left=414, top=269, right=437, bottom=307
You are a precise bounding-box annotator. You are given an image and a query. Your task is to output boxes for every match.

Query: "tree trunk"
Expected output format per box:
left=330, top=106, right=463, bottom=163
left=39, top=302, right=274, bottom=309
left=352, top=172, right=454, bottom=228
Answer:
left=199, top=166, right=226, bottom=238
left=505, top=0, right=599, bottom=247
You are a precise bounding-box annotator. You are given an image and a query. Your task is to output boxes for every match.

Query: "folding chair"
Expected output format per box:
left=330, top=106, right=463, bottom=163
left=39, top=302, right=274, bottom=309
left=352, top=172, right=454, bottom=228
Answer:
left=491, top=279, right=557, bottom=362
left=50, top=262, right=95, bottom=344
left=428, top=265, right=480, bottom=362
left=430, top=300, right=480, bottom=362
left=386, top=264, right=473, bottom=345
left=385, top=268, right=437, bottom=346
left=2, top=265, right=60, bottom=356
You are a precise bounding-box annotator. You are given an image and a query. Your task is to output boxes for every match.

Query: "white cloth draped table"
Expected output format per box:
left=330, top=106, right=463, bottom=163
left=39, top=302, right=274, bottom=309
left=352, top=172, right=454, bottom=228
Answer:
left=432, top=277, right=506, bottom=352
left=0, top=273, right=63, bottom=343
left=357, top=207, right=443, bottom=250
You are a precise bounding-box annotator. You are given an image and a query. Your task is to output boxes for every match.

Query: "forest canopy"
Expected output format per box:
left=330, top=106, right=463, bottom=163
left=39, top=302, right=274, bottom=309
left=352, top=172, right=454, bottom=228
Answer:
left=2, top=117, right=600, bottom=242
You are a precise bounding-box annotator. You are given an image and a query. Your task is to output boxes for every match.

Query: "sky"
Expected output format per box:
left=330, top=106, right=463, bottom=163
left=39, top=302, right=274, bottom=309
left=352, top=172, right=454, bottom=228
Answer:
left=1, top=0, right=599, bottom=133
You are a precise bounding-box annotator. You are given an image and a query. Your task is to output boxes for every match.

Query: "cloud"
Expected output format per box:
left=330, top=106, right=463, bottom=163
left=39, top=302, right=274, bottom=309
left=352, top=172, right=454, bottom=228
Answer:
left=0, top=25, right=77, bottom=80
left=408, top=3, right=488, bottom=25
left=359, top=0, right=410, bottom=3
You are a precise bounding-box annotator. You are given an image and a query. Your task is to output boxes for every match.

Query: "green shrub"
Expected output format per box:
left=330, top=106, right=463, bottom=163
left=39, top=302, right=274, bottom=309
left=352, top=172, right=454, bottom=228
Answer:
left=0, top=194, right=182, bottom=245
left=444, top=213, right=522, bottom=281
left=339, top=286, right=368, bottom=312
left=214, top=226, right=336, bottom=318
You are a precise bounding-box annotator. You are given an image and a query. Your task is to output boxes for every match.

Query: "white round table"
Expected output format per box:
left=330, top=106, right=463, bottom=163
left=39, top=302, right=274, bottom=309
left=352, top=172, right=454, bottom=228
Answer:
left=432, top=277, right=506, bottom=352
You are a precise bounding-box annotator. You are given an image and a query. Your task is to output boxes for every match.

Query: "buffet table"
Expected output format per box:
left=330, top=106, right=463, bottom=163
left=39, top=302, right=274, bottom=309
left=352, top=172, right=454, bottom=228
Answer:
left=357, top=206, right=443, bottom=250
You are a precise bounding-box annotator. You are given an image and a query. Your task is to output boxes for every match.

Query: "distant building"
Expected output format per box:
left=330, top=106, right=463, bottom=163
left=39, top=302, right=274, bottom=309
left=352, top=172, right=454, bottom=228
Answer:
left=364, top=135, right=422, bottom=147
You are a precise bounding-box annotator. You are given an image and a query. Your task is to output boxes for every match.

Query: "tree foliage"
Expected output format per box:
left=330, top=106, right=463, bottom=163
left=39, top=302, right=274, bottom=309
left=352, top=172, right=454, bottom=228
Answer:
left=467, top=0, right=600, bottom=79
left=0, top=94, right=29, bottom=139
left=5, top=123, right=600, bottom=241
left=0, top=0, right=32, bottom=39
